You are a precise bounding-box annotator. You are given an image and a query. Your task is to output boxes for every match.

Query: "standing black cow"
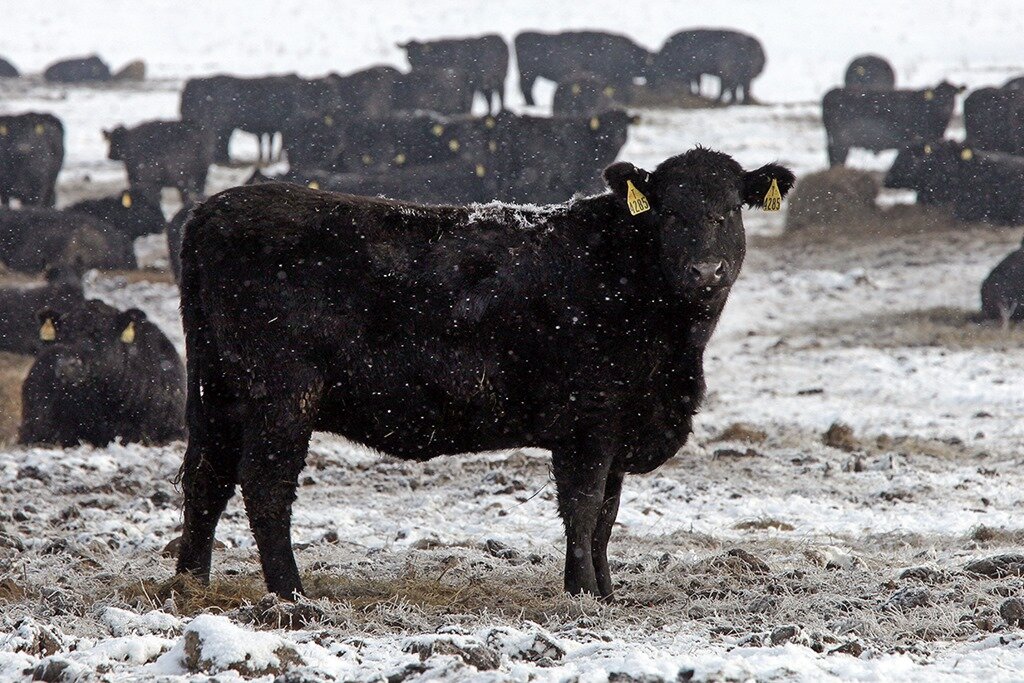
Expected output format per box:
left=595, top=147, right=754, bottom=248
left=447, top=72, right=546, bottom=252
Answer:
left=0, top=265, right=84, bottom=355
left=104, top=120, right=214, bottom=204
left=981, top=245, right=1024, bottom=325
left=515, top=31, right=652, bottom=107
left=19, top=299, right=185, bottom=446
left=822, top=82, right=963, bottom=165
left=963, top=87, right=1024, bottom=155
left=43, top=55, right=111, bottom=83
left=174, top=149, right=795, bottom=600
left=400, top=35, right=508, bottom=113
left=395, top=67, right=474, bottom=114
left=0, top=113, right=64, bottom=207
left=844, top=55, right=896, bottom=90
left=0, top=57, right=19, bottom=78
left=652, top=29, right=765, bottom=104
left=67, top=190, right=167, bottom=240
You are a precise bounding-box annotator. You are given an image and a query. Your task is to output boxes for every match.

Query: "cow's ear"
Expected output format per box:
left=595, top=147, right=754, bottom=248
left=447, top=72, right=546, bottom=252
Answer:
left=603, top=162, right=655, bottom=216
left=742, top=163, right=796, bottom=209
left=102, top=129, right=111, bottom=141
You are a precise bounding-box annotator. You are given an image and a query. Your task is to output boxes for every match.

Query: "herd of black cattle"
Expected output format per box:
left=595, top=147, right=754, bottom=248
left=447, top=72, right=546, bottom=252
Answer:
left=3, top=27, right=1024, bottom=601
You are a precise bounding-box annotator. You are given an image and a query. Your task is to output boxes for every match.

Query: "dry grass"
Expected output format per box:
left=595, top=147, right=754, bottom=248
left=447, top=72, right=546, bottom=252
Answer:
left=99, top=268, right=176, bottom=285
left=0, top=352, right=33, bottom=445
left=777, top=203, right=979, bottom=246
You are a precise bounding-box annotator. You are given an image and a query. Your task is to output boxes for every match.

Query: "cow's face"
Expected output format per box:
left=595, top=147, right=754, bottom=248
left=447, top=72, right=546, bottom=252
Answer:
left=604, top=148, right=794, bottom=303
left=103, top=126, right=127, bottom=161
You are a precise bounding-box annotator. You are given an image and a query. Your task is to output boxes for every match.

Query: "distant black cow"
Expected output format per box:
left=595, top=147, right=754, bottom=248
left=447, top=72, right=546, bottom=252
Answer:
left=395, top=67, right=474, bottom=114
left=43, top=55, right=111, bottom=83
left=0, top=57, right=19, bottom=78
left=19, top=299, right=185, bottom=446
left=653, top=29, right=765, bottom=104
left=400, top=35, right=508, bottom=112
left=0, top=265, right=84, bottom=355
left=0, top=112, right=64, bottom=207
left=104, top=120, right=213, bottom=203
left=0, top=208, right=137, bottom=273
left=174, top=150, right=795, bottom=600
left=335, top=113, right=490, bottom=174
left=1004, top=76, right=1024, bottom=91
left=844, top=55, right=896, bottom=90
left=822, top=82, right=963, bottom=165
left=885, top=139, right=1024, bottom=225
left=981, top=246, right=1024, bottom=325
left=963, top=87, right=1024, bottom=155
left=515, top=31, right=652, bottom=107
left=67, top=190, right=167, bottom=240
left=329, top=66, right=403, bottom=118
left=552, top=73, right=620, bottom=116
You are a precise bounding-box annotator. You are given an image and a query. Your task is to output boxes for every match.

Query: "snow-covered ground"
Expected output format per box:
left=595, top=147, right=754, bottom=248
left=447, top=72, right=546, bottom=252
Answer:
left=4, top=3, right=1024, bottom=681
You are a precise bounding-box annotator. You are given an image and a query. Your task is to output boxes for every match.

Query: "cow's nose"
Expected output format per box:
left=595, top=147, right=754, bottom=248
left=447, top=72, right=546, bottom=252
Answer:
left=688, top=261, right=727, bottom=287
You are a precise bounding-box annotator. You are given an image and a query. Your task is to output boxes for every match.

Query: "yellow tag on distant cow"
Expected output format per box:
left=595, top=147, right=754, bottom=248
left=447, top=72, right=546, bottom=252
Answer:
left=120, top=321, right=136, bottom=344
left=394, top=153, right=406, bottom=165
left=484, top=116, right=495, bottom=129
left=34, top=123, right=45, bottom=135
left=604, top=86, right=615, bottom=97
left=0, top=125, right=7, bottom=136
left=488, top=140, right=497, bottom=152
left=763, top=178, right=783, bottom=211
left=625, top=180, right=650, bottom=216
left=432, top=124, right=444, bottom=137
left=308, top=181, right=320, bottom=190
left=961, top=148, right=974, bottom=161
left=571, top=83, right=582, bottom=95
left=39, top=318, right=56, bottom=342
left=590, top=116, right=601, bottom=130
left=361, top=154, right=373, bottom=165
left=324, top=115, right=333, bottom=126
left=475, top=164, right=486, bottom=177
left=448, top=139, right=460, bottom=152
left=121, top=192, right=132, bottom=208
left=924, top=90, right=935, bottom=101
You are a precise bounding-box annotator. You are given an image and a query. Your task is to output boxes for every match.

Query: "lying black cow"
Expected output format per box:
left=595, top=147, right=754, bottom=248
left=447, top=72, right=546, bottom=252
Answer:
left=0, top=112, right=64, bottom=207
left=0, top=208, right=137, bottom=273
left=400, top=35, right=508, bottom=112
left=652, top=29, right=765, bottom=104
left=981, top=245, right=1024, bottom=325
left=174, top=149, right=795, bottom=599
left=844, top=55, right=895, bottom=90
left=822, top=82, right=963, bottom=165
left=67, top=190, right=167, bottom=240
left=552, top=72, right=620, bottom=116
left=515, top=31, right=652, bottom=107
left=963, top=87, right=1024, bottom=155
left=43, top=55, right=111, bottom=83
left=0, top=57, right=18, bottom=78
left=885, top=140, right=1024, bottom=225
left=105, top=120, right=213, bottom=203
left=19, top=299, right=185, bottom=446
left=0, top=265, right=84, bottom=355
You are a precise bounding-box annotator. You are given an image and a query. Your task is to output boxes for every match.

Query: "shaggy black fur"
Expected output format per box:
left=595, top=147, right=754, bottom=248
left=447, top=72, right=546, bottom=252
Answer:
left=175, top=147, right=794, bottom=600
left=19, top=299, right=185, bottom=447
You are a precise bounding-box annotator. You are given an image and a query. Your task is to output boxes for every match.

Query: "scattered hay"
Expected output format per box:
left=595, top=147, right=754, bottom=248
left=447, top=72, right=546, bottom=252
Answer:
left=785, top=167, right=880, bottom=232
left=116, top=573, right=267, bottom=615
left=99, top=268, right=176, bottom=284
left=709, top=423, right=768, bottom=444
left=733, top=518, right=796, bottom=532
left=823, top=422, right=859, bottom=452
left=0, top=352, right=33, bottom=445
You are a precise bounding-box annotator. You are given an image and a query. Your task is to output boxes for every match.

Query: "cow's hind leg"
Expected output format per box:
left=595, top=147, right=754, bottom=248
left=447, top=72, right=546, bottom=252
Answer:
left=553, top=446, right=613, bottom=596
left=592, top=470, right=624, bottom=599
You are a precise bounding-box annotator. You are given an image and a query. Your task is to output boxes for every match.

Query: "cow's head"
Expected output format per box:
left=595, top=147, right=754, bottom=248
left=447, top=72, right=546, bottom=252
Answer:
left=604, top=148, right=794, bottom=303
left=103, top=126, right=128, bottom=161
left=885, top=139, right=963, bottom=204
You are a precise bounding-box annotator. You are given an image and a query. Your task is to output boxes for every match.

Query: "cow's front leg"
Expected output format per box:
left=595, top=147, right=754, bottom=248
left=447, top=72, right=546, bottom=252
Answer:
left=552, top=445, right=613, bottom=596
left=592, top=470, right=624, bottom=599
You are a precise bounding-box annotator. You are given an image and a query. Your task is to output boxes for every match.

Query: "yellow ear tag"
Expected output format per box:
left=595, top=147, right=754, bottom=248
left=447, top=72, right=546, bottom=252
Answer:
left=323, top=115, right=333, bottom=126
left=307, top=181, right=320, bottom=190
left=923, top=144, right=932, bottom=154
left=121, top=192, right=132, bottom=208
left=603, top=86, right=615, bottom=97
left=0, top=125, right=7, bottom=136
left=361, top=154, right=373, bottom=165
left=571, top=83, right=582, bottom=95
left=924, top=90, right=935, bottom=101
left=961, top=148, right=974, bottom=161
left=484, top=117, right=495, bottom=129
left=432, top=124, right=444, bottom=137
left=120, top=321, right=136, bottom=344
left=488, top=140, right=497, bottom=153
left=855, top=66, right=866, bottom=76
left=40, top=318, right=56, bottom=342
left=625, top=180, right=650, bottom=216
left=763, top=178, right=783, bottom=211
left=448, top=139, right=460, bottom=152
left=475, top=164, right=486, bottom=177
left=590, top=116, right=601, bottom=130
left=394, top=153, right=406, bottom=165
left=34, top=123, right=45, bottom=135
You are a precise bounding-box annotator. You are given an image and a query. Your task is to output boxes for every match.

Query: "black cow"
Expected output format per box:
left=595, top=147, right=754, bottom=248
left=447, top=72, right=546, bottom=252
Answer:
left=0, top=265, right=84, bottom=355
left=844, top=55, right=896, bottom=90
left=0, top=208, right=137, bottom=273
left=395, top=67, right=474, bottom=114
left=1004, top=76, right=1024, bottom=91
left=400, top=35, right=508, bottom=112
left=822, top=82, right=963, bottom=165
left=652, top=29, right=765, bottom=104
left=552, top=72, right=620, bottom=116
left=67, top=190, right=167, bottom=240
left=963, top=87, right=1024, bottom=155
left=981, top=245, right=1024, bottom=325
left=0, top=57, right=18, bottom=78
left=19, top=299, right=185, bottom=446
left=104, top=120, right=213, bottom=203
left=885, top=140, right=1024, bottom=225
left=328, top=66, right=403, bottom=118
left=0, top=113, right=64, bottom=207
left=515, top=31, right=652, bottom=107
left=335, top=113, right=490, bottom=174
left=174, top=150, right=795, bottom=599
left=43, top=55, right=111, bottom=83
